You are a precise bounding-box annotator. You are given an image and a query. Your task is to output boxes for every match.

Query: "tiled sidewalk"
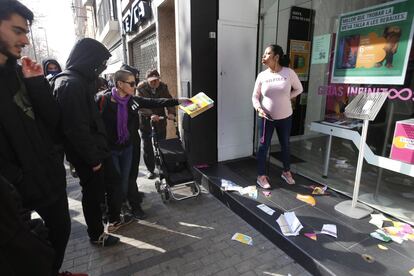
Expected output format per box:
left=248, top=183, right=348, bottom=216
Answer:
left=61, top=164, right=310, bottom=276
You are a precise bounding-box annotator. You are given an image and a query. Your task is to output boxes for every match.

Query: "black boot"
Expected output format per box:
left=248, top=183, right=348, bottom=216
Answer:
left=132, top=205, right=147, bottom=220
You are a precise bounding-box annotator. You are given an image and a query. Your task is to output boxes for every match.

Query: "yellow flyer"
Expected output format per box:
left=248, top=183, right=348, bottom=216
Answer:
left=179, top=92, right=214, bottom=118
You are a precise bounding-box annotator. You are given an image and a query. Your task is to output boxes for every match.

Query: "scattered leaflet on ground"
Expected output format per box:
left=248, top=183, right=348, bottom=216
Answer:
left=369, top=213, right=391, bottom=228
left=296, top=194, right=316, bottom=206
left=321, top=224, right=337, bottom=238
left=257, top=204, right=275, bottom=216
left=304, top=233, right=317, bottom=241
left=231, top=233, right=253, bottom=245
left=277, top=211, right=303, bottom=236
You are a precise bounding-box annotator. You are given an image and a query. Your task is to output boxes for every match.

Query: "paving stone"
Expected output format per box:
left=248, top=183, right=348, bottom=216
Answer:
left=63, top=162, right=308, bottom=276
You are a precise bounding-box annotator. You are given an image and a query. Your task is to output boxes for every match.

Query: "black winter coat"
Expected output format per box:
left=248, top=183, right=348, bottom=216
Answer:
left=0, top=175, right=54, bottom=275
left=0, top=59, right=66, bottom=209
left=137, top=81, right=176, bottom=133
left=53, top=38, right=112, bottom=167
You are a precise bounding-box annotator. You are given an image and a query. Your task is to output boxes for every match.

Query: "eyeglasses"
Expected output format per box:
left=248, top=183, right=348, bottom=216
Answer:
left=120, top=80, right=136, bottom=87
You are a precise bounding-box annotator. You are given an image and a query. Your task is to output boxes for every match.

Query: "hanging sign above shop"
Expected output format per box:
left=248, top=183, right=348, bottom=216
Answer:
left=331, top=0, right=414, bottom=85
left=122, top=0, right=151, bottom=34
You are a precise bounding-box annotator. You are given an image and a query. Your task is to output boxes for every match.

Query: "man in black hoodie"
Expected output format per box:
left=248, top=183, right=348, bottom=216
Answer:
left=0, top=1, right=80, bottom=275
left=54, top=38, right=124, bottom=246
left=42, top=58, right=62, bottom=81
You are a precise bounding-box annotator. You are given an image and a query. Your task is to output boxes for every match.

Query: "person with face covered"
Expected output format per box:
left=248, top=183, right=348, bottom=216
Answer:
left=42, top=58, right=62, bottom=81
left=0, top=1, right=86, bottom=275
left=54, top=38, right=124, bottom=246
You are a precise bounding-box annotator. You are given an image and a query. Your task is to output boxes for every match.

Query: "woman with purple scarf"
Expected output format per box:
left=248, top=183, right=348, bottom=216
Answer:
left=99, top=69, right=186, bottom=226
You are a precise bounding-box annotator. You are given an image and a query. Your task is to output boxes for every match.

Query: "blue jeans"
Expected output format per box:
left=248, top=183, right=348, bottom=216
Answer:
left=111, top=144, right=133, bottom=201
left=257, top=116, right=292, bottom=175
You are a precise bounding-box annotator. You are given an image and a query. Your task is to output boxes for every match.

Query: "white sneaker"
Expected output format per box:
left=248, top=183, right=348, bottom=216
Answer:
left=281, top=171, right=295, bottom=185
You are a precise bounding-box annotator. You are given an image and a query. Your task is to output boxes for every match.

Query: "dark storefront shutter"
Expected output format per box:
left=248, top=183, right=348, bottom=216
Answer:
left=131, top=32, right=158, bottom=76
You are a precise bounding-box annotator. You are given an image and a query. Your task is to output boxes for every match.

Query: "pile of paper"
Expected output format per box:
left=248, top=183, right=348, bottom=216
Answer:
left=220, top=180, right=257, bottom=199
left=220, top=179, right=242, bottom=192
left=277, top=211, right=303, bottom=236
left=369, top=214, right=414, bottom=244
left=240, top=186, right=257, bottom=199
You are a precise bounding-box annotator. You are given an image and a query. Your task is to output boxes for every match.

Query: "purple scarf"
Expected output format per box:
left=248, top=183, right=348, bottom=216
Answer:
left=111, top=87, right=131, bottom=144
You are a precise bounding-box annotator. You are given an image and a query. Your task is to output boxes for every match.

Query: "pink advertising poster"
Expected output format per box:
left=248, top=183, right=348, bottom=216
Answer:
left=390, top=119, right=414, bottom=164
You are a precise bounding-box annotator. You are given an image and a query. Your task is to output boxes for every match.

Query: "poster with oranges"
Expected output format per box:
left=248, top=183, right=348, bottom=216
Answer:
left=331, top=0, right=414, bottom=85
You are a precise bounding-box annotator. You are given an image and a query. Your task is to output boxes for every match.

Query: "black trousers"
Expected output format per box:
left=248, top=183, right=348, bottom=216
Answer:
left=36, top=194, right=71, bottom=275
left=140, top=126, right=166, bottom=173
left=70, top=156, right=122, bottom=240
left=128, top=136, right=143, bottom=211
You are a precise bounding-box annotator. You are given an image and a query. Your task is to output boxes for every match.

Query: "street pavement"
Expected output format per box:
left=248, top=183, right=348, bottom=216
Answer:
left=61, top=160, right=311, bottom=276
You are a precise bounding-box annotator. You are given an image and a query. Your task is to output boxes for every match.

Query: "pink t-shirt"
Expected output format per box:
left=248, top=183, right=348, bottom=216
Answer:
left=252, top=67, right=303, bottom=120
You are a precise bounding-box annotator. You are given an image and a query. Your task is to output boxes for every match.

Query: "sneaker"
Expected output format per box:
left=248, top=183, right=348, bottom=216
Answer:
left=58, top=272, right=88, bottom=276
left=90, top=232, right=119, bottom=247
left=147, top=172, right=157, bottom=179
left=132, top=206, right=147, bottom=220
left=281, top=171, right=295, bottom=185
left=256, top=175, right=271, bottom=189
left=108, top=214, right=133, bottom=233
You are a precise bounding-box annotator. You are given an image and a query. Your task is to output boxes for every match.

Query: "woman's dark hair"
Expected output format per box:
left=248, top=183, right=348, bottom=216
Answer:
left=268, top=44, right=290, bottom=67
left=0, top=0, right=34, bottom=25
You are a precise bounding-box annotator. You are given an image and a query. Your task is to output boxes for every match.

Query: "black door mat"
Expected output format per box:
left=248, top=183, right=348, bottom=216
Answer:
left=270, top=151, right=305, bottom=163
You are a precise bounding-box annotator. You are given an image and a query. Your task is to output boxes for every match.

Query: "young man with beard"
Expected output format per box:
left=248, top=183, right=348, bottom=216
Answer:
left=0, top=1, right=86, bottom=275
left=54, top=38, right=130, bottom=246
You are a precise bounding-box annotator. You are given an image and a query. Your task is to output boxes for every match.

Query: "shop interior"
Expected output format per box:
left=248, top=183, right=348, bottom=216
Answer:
left=256, top=0, right=414, bottom=224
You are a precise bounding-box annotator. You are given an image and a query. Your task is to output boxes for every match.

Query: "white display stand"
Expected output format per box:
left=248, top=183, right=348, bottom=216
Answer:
left=334, top=92, right=389, bottom=219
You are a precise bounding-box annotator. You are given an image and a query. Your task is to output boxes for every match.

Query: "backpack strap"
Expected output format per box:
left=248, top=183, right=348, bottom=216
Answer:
left=97, top=89, right=111, bottom=113
left=99, top=94, right=106, bottom=112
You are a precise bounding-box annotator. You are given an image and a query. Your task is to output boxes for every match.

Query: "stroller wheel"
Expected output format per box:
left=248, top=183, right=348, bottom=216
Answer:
left=155, top=180, right=161, bottom=193
left=161, top=188, right=170, bottom=203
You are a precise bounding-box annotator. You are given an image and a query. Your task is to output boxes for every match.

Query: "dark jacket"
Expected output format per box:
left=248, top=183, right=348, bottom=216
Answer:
left=0, top=175, right=54, bottom=276
left=0, top=58, right=66, bottom=209
left=53, top=38, right=111, bottom=167
left=137, top=81, right=176, bottom=132
left=98, top=91, right=179, bottom=151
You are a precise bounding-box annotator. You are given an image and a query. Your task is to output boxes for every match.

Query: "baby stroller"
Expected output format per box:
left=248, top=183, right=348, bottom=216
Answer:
left=151, top=117, right=201, bottom=203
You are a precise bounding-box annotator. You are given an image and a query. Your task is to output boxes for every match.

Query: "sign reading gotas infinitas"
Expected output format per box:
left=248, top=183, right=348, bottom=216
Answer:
left=331, top=0, right=414, bottom=85
left=122, top=0, right=151, bottom=34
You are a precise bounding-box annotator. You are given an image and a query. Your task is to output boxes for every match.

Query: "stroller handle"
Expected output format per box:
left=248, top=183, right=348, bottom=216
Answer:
left=150, top=115, right=180, bottom=139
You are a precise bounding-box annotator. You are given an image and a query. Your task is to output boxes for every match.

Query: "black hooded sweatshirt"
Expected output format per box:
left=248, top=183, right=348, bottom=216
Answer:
left=53, top=38, right=111, bottom=167
left=42, top=58, right=62, bottom=79
left=0, top=58, right=66, bottom=209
